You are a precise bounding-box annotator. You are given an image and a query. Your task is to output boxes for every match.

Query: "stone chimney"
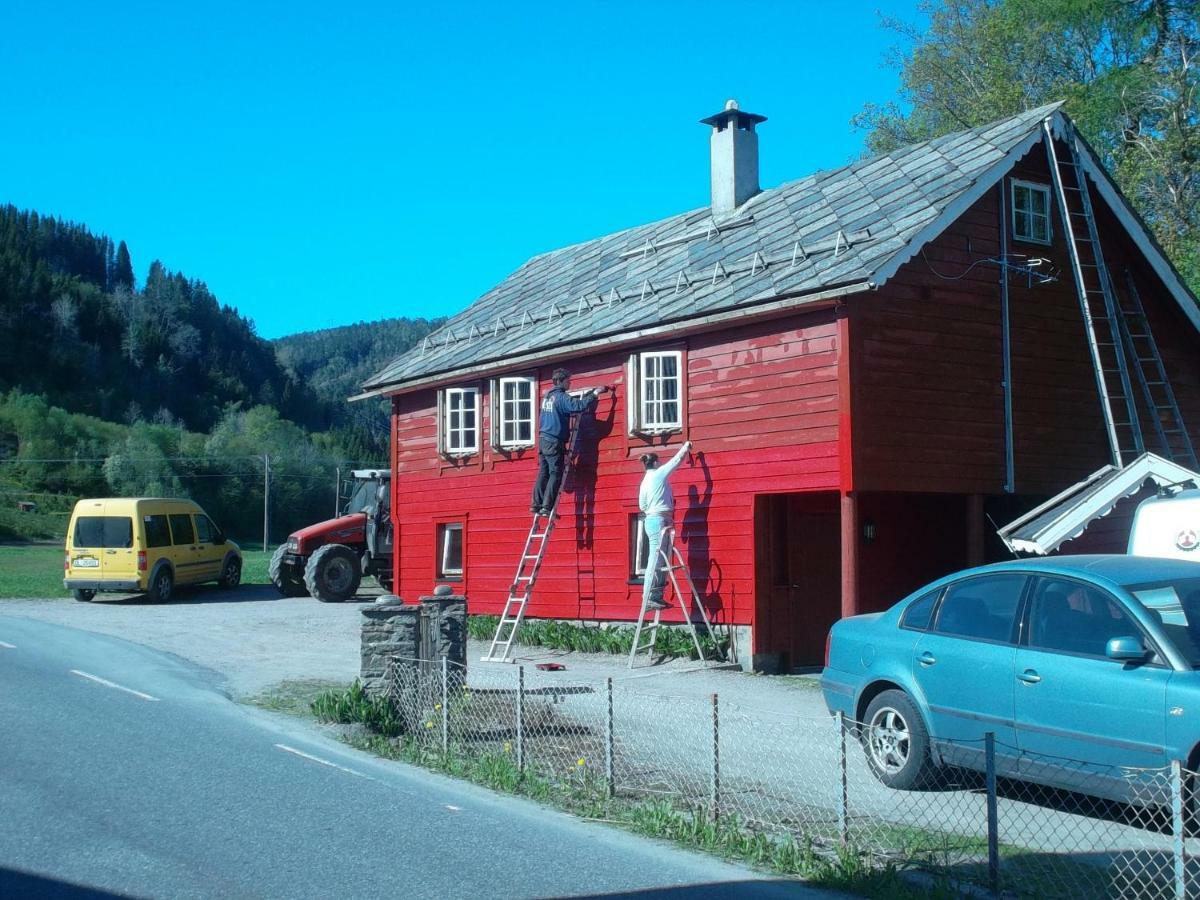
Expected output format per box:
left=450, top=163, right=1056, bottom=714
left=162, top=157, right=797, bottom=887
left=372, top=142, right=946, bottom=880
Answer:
left=700, top=99, right=767, bottom=217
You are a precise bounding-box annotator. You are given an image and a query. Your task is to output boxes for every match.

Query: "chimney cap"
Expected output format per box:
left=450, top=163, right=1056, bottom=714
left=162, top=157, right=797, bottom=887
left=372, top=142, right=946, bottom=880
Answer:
left=700, top=99, right=767, bottom=129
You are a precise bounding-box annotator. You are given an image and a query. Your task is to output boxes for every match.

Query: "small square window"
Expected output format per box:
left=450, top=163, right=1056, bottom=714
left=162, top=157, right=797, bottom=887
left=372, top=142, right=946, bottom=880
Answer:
left=492, top=376, right=535, bottom=448
left=437, top=522, right=463, bottom=579
left=627, top=350, right=684, bottom=434
left=1011, top=180, right=1051, bottom=244
left=440, top=387, right=479, bottom=455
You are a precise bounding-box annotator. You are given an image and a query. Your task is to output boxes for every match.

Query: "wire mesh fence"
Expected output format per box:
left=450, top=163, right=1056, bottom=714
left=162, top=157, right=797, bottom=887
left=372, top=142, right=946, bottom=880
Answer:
left=382, top=658, right=1199, bottom=898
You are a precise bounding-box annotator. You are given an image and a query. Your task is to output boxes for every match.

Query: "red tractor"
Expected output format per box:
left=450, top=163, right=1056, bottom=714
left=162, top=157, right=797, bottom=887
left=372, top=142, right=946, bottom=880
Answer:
left=269, top=469, right=394, bottom=602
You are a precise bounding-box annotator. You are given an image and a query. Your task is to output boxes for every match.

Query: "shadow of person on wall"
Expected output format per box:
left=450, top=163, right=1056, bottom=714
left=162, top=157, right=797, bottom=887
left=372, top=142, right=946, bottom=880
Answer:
left=681, top=451, right=717, bottom=620
left=569, top=393, right=616, bottom=552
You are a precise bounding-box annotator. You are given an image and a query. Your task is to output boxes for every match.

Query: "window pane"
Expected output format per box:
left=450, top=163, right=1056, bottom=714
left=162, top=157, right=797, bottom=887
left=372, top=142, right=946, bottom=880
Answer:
left=1029, top=578, right=1139, bottom=657
left=1032, top=215, right=1049, bottom=242
left=439, top=523, right=463, bottom=576
left=902, top=589, right=940, bottom=631
left=194, top=515, right=213, bottom=543
left=144, top=514, right=171, bottom=548
left=169, top=514, right=195, bottom=545
left=74, top=516, right=133, bottom=549
left=630, top=514, right=649, bottom=577
left=934, top=574, right=1025, bottom=642
left=1014, top=210, right=1031, bottom=238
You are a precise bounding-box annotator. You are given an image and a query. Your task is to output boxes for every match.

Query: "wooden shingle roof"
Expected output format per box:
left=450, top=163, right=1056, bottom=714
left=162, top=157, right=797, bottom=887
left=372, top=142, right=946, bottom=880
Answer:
left=361, top=103, right=1067, bottom=396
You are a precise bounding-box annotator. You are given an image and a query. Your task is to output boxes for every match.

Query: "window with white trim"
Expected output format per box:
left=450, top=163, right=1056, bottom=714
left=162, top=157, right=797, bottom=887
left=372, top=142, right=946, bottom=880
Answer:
left=1011, top=180, right=1051, bottom=244
left=629, top=513, right=651, bottom=580
left=491, top=376, right=535, bottom=449
left=626, top=349, right=684, bottom=434
left=437, top=522, right=463, bottom=579
left=439, top=387, right=479, bottom=455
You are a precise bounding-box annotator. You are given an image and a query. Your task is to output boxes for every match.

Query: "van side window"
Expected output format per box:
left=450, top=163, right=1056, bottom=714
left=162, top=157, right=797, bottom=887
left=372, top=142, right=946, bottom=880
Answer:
left=144, top=515, right=171, bottom=548
left=194, top=516, right=213, bottom=543
left=169, top=514, right=195, bottom=545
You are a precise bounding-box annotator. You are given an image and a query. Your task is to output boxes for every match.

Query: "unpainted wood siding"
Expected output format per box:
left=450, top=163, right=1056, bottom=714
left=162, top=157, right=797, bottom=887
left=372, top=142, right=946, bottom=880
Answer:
left=389, top=309, right=843, bottom=627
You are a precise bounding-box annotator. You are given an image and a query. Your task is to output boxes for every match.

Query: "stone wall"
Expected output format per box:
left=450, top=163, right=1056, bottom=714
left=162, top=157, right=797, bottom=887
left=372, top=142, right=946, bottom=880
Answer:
left=360, top=587, right=466, bottom=694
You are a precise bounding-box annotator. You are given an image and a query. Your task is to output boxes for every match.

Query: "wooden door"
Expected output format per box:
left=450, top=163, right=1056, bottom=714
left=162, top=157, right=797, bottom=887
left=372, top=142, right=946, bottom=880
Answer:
left=755, top=493, right=841, bottom=671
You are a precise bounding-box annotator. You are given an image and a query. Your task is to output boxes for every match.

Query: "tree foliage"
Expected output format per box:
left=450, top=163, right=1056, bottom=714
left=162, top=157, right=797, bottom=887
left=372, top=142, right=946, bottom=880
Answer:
left=855, top=0, right=1200, bottom=291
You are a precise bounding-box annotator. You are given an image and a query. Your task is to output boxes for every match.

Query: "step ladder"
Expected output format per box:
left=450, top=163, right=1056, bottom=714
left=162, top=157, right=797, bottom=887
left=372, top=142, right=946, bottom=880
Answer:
left=1117, top=270, right=1198, bottom=469
left=1043, top=118, right=1144, bottom=466
left=481, top=415, right=585, bottom=663
left=628, top=526, right=719, bottom=669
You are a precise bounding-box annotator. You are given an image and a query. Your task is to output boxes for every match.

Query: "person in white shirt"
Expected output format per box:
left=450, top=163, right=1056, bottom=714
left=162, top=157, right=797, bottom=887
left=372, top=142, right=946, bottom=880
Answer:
left=638, top=440, right=693, bottom=611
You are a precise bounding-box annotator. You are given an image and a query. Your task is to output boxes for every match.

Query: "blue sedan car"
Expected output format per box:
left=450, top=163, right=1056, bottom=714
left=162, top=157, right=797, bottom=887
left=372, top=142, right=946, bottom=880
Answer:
left=821, top=555, right=1200, bottom=801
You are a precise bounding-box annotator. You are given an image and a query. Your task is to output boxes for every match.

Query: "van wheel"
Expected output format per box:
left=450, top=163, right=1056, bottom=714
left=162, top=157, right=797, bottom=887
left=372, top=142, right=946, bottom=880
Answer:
left=73, top=589, right=95, bottom=603
left=304, top=544, right=361, bottom=603
left=218, top=556, right=242, bottom=589
left=269, top=545, right=307, bottom=597
left=862, top=690, right=935, bottom=790
left=147, top=568, right=174, bottom=604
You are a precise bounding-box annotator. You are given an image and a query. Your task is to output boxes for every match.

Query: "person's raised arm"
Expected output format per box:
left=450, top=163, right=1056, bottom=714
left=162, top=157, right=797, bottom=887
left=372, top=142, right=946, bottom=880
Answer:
left=559, top=384, right=610, bottom=414
left=659, top=440, right=693, bottom=477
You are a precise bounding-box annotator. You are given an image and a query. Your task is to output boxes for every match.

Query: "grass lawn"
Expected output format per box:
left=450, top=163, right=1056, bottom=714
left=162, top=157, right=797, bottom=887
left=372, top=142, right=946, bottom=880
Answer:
left=0, top=544, right=272, bottom=599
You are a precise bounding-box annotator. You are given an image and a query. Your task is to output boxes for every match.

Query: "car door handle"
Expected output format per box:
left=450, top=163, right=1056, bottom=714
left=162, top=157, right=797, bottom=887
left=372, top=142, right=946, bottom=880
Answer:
left=1018, top=669, right=1042, bottom=685
left=918, top=651, right=937, bottom=667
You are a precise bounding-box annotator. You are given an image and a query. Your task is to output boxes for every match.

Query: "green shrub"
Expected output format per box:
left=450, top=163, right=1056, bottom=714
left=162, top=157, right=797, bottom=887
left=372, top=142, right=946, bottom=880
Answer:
left=311, top=680, right=404, bottom=737
left=468, top=614, right=730, bottom=661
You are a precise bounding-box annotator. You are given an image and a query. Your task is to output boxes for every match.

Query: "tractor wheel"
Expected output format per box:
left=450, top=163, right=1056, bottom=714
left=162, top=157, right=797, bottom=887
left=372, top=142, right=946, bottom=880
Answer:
left=269, top=545, right=307, bottom=597
left=304, top=544, right=362, bottom=603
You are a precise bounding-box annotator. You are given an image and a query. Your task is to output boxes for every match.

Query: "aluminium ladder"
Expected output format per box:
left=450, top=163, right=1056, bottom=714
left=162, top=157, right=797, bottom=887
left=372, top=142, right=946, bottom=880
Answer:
left=628, top=526, right=719, bottom=669
left=1116, top=271, right=1198, bottom=469
left=481, top=415, right=585, bottom=663
left=1043, top=118, right=1144, bottom=466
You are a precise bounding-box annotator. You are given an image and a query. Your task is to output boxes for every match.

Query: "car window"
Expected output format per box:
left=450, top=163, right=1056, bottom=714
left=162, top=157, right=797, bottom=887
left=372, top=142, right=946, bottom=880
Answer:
left=194, top=515, right=213, bottom=543
left=74, top=516, right=133, bottom=549
left=144, top=514, right=171, bottom=548
left=1129, top=577, right=1200, bottom=668
left=1028, top=578, right=1141, bottom=658
left=901, top=589, right=940, bottom=631
left=933, top=575, right=1025, bottom=643
left=169, top=513, right=195, bottom=545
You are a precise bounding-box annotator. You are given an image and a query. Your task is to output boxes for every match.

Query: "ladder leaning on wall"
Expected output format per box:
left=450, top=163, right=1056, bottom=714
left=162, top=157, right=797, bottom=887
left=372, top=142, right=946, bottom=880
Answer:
left=481, top=414, right=585, bottom=664
left=628, top=526, right=719, bottom=669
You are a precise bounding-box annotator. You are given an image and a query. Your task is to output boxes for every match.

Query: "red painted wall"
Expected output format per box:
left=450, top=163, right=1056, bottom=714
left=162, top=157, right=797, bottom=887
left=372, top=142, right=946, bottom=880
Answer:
left=391, top=309, right=844, bottom=629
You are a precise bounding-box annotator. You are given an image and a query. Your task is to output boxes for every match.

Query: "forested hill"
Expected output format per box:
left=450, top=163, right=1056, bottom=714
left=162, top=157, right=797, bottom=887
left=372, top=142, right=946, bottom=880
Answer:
left=273, top=317, right=444, bottom=404
left=0, top=204, right=326, bottom=432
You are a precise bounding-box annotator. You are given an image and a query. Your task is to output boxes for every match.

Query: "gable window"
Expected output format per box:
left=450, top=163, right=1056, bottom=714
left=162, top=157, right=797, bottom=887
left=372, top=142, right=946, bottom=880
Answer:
left=437, top=522, right=464, bottom=579
left=491, top=376, right=535, bottom=449
left=1011, top=180, right=1051, bottom=244
left=439, top=387, right=479, bottom=455
left=626, top=349, right=684, bottom=434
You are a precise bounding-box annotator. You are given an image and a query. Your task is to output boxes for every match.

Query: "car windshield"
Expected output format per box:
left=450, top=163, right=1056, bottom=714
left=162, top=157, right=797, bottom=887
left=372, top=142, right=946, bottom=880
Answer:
left=1128, top=577, right=1200, bottom=667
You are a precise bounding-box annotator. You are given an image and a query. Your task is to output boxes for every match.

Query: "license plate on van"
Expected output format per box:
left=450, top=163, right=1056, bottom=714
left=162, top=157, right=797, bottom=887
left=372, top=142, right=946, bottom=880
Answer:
left=73, top=556, right=99, bottom=568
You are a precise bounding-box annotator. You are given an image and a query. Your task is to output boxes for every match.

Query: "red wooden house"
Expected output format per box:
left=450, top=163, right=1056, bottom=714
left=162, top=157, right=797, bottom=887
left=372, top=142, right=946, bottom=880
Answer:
left=357, top=101, right=1200, bottom=672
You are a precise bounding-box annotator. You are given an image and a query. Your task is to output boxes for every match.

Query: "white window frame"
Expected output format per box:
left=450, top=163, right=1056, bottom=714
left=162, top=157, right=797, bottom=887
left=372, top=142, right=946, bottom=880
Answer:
left=630, top=513, right=650, bottom=579
left=1011, top=179, right=1052, bottom=245
left=439, top=387, right=479, bottom=456
left=490, top=376, right=536, bottom=449
left=437, top=522, right=463, bottom=578
left=627, top=349, right=684, bottom=435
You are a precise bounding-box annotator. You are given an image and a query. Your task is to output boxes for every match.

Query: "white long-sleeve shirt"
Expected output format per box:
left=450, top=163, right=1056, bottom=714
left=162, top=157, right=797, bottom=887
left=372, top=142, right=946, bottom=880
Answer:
left=638, top=442, right=691, bottom=518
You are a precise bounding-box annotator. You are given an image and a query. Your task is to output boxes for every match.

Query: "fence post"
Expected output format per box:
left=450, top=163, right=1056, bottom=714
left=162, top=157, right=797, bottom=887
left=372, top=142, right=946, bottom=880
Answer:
left=985, top=731, right=999, bottom=897
left=516, top=665, right=525, bottom=775
left=837, top=711, right=849, bottom=847
left=605, top=677, right=615, bottom=799
left=440, top=656, right=449, bottom=755
left=710, top=693, right=720, bottom=820
left=1172, top=760, right=1186, bottom=900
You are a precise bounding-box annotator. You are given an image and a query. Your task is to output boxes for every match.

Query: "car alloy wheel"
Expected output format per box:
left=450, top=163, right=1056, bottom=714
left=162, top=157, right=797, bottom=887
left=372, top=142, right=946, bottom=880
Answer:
left=868, top=706, right=911, bottom=774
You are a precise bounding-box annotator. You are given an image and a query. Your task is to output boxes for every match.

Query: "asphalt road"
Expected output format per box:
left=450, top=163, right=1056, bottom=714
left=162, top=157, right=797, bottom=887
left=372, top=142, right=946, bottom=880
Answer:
left=0, top=616, right=831, bottom=900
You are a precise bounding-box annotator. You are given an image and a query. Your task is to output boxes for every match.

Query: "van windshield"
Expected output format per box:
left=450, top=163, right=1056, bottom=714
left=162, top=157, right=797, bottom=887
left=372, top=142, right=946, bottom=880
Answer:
left=1129, top=577, right=1200, bottom=667
left=74, top=516, right=133, bottom=549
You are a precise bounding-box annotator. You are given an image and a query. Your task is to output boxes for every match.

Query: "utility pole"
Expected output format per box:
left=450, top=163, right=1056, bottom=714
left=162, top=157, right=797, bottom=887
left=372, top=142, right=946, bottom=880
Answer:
left=262, top=454, right=271, bottom=552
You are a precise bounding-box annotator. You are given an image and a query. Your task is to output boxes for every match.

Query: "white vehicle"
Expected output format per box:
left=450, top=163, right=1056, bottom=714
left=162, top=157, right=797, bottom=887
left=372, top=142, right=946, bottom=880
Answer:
left=1129, top=485, right=1200, bottom=560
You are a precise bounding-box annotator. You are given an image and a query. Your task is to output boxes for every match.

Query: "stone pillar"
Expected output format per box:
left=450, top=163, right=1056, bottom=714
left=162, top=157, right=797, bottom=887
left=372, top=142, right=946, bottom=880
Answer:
left=418, top=584, right=467, bottom=669
left=360, top=600, right=418, bottom=695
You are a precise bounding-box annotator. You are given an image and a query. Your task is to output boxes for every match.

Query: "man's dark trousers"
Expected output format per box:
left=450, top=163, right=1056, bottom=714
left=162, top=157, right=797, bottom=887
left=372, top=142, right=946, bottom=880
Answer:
left=532, top=435, right=565, bottom=511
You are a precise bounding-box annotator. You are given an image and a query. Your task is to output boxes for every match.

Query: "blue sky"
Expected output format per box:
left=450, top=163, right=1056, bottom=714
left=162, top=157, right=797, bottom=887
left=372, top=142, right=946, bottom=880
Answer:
left=1, top=1, right=920, bottom=339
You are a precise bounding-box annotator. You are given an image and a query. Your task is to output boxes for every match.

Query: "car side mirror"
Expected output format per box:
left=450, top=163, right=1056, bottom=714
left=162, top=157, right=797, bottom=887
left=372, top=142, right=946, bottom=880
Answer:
left=1106, top=636, right=1147, bottom=661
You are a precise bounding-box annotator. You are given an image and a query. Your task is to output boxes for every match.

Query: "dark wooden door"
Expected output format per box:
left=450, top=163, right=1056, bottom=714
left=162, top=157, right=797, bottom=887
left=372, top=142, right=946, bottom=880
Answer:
left=755, top=493, right=841, bottom=670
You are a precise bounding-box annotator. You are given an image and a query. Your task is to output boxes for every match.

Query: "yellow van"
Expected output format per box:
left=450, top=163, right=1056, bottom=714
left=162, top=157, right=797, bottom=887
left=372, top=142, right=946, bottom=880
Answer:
left=64, top=498, right=242, bottom=603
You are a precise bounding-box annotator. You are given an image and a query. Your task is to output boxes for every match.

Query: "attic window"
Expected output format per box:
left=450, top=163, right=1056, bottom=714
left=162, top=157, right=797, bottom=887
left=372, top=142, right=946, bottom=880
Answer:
left=1012, top=180, right=1051, bottom=245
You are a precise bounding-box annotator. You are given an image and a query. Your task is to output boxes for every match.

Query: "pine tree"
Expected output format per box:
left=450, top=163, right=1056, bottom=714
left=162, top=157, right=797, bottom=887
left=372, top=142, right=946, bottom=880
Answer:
left=113, top=240, right=134, bottom=290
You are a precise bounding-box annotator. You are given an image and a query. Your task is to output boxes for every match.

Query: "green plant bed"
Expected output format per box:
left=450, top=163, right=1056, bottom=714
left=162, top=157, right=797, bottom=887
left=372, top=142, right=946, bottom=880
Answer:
left=467, top=614, right=729, bottom=660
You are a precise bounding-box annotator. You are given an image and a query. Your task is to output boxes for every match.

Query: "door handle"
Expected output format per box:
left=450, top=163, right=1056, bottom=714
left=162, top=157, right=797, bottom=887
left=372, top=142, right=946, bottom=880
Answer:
left=918, top=651, right=937, bottom=667
left=1018, top=669, right=1042, bottom=685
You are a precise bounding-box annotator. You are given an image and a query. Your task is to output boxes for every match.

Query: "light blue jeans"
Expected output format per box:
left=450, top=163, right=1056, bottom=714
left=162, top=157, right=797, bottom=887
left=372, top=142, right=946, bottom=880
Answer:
left=642, top=514, right=670, bottom=608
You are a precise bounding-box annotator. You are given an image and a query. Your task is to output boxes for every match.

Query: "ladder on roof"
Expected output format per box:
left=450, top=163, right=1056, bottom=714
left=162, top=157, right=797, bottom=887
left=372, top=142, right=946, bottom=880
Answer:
left=628, top=526, right=720, bottom=669
left=1117, top=270, right=1198, bottom=469
left=1043, top=118, right=1144, bottom=467
left=481, top=415, right=585, bottom=663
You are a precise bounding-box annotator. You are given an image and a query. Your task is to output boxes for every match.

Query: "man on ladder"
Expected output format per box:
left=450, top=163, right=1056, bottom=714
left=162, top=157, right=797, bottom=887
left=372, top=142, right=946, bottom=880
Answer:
left=638, top=440, right=694, bottom=610
left=531, top=367, right=610, bottom=516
